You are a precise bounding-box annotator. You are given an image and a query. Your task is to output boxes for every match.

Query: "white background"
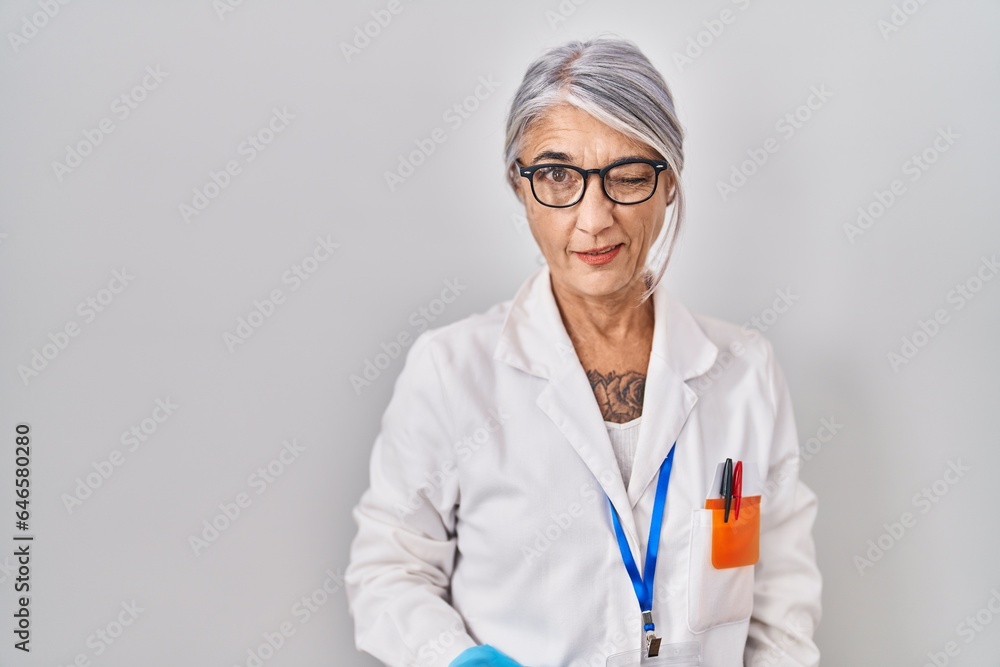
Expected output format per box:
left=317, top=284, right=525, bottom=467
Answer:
left=1, top=1, right=998, bottom=665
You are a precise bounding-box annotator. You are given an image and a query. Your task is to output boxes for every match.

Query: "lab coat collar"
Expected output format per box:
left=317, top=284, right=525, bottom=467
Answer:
left=493, top=263, right=718, bottom=551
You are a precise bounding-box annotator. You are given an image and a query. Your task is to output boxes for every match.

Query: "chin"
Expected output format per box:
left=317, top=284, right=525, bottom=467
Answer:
left=565, top=266, right=632, bottom=294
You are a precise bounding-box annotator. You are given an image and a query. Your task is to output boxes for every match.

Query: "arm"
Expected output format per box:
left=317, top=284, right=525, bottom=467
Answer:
left=744, top=339, right=823, bottom=667
left=345, top=331, right=478, bottom=667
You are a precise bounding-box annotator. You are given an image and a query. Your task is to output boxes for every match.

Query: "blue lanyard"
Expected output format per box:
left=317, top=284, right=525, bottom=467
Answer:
left=607, top=442, right=676, bottom=632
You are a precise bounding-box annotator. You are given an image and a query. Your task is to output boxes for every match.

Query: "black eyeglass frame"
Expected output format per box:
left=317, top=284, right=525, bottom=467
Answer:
left=515, top=157, right=670, bottom=208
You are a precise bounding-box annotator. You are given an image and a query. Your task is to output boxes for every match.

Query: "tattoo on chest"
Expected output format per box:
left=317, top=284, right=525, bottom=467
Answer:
left=587, top=369, right=646, bottom=424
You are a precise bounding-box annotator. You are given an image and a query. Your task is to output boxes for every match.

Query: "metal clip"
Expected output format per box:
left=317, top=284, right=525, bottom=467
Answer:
left=645, top=631, right=661, bottom=657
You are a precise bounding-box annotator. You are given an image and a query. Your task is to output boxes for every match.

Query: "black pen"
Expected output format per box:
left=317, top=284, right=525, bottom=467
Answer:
left=722, top=458, right=733, bottom=523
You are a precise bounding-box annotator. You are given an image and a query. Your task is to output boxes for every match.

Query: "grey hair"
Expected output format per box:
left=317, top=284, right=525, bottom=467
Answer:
left=503, top=36, right=686, bottom=304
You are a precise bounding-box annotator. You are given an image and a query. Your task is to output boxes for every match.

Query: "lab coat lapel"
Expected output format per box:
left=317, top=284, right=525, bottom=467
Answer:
left=493, top=265, right=641, bottom=549
left=627, top=284, right=718, bottom=508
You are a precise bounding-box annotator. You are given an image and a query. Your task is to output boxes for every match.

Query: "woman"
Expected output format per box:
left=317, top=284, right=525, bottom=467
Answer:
left=346, top=37, right=821, bottom=667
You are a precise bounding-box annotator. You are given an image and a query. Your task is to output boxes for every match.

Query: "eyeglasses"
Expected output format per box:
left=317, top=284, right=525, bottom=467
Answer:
left=515, top=157, right=670, bottom=208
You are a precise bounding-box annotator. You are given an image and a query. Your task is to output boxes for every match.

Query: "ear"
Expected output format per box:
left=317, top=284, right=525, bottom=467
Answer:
left=664, top=172, right=677, bottom=206
left=510, top=167, right=526, bottom=204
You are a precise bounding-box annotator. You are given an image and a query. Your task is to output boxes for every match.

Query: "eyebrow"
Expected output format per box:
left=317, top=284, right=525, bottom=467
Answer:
left=529, top=151, right=654, bottom=165
left=530, top=150, right=573, bottom=163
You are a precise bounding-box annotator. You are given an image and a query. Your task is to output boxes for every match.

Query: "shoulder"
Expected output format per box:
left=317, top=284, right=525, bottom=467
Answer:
left=690, top=308, right=774, bottom=366
left=679, top=301, right=780, bottom=404
left=408, top=296, right=512, bottom=369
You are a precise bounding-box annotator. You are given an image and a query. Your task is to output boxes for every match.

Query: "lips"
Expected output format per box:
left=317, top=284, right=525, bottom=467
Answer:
left=574, top=243, right=623, bottom=266
left=577, top=244, right=622, bottom=255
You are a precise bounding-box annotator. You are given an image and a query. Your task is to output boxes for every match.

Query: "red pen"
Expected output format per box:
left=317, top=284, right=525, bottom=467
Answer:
left=732, top=460, right=743, bottom=521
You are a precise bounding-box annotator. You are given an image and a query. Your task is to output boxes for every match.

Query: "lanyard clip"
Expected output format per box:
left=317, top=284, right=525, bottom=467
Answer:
left=645, top=631, right=661, bottom=657
left=642, top=611, right=660, bottom=657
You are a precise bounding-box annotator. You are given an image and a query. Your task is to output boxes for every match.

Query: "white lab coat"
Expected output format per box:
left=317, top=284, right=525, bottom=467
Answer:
left=346, top=264, right=822, bottom=667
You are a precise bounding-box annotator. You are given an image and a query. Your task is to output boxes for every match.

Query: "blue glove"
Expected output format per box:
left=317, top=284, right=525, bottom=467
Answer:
left=448, top=644, right=525, bottom=666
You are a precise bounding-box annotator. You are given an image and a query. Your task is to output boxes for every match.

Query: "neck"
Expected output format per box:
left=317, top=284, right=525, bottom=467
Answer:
left=550, top=271, right=654, bottom=347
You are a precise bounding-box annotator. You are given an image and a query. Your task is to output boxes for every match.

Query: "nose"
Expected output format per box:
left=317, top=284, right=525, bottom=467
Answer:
left=573, top=172, right=615, bottom=236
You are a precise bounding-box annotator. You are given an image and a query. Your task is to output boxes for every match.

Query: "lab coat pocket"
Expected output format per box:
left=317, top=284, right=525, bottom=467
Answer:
left=686, top=509, right=754, bottom=633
